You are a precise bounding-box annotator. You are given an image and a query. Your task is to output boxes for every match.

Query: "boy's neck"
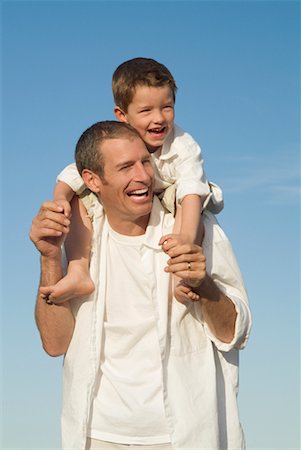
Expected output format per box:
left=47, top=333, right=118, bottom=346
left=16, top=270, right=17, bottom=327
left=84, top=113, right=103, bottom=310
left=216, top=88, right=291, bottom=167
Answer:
left=146, top=143, right=163, bottom=154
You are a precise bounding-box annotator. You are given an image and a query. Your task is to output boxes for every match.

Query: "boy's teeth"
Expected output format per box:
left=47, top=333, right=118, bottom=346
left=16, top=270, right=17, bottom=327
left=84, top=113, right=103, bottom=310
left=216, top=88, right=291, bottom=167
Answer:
left=150, top=127, right=164, bottom=133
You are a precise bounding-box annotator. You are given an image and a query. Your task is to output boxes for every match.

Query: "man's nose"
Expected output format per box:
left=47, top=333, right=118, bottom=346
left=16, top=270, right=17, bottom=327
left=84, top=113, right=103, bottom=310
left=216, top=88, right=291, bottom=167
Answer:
left=133, top=162, right=153, bottom=181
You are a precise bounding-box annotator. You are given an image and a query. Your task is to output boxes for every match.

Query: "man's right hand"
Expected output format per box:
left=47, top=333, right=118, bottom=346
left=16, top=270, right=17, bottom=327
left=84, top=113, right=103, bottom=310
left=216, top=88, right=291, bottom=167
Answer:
left=30, top=201, right=70, bottom=258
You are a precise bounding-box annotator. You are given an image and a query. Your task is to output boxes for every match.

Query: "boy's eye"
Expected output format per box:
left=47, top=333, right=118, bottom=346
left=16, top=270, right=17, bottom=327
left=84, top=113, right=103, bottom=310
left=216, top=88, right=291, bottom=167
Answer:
left=139, top=108, right=151, bottom=113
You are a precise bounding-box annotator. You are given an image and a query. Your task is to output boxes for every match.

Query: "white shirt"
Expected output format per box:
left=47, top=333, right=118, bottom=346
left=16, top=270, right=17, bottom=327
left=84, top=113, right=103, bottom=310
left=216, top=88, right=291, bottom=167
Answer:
left=88, top=226, right=170, bottom=444
left=61, top=196, right=251, bottom=450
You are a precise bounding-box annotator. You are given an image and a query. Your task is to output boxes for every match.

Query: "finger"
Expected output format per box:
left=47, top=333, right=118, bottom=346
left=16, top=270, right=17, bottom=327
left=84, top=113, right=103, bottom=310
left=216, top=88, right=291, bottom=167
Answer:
left=34, top=212, right=70, bottom=232
left=159, top=234, right=173, bottom=245
left=32, top=217, right=69, bottom=235
left=162, top=239, right=180, bottom=252
left=176, top=284, right=192, bottom=294
left=167, top=253, right=206, bottom=267
left=165, top=262, right=205, bottom=275
left=55, top=200, right=72, bottom=218
left=40, top=201, right=65, bottom=214
left=41, top=209, right=70, bottom=226
left=187, top=291, right=200, bottom=301
left=167, top=243, right=203, bottom=258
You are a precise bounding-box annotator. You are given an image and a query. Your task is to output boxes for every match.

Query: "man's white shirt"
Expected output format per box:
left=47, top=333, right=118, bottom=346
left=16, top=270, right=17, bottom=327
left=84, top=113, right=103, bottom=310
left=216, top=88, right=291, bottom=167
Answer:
left=61, top=196, right=251, bottom=450
left=88, top=225, right=170, bottom=444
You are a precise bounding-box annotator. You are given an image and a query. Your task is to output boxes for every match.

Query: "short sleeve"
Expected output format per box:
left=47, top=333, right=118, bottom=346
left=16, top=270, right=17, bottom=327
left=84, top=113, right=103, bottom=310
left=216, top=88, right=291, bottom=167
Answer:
left=57, top=163, right=86, bottom=195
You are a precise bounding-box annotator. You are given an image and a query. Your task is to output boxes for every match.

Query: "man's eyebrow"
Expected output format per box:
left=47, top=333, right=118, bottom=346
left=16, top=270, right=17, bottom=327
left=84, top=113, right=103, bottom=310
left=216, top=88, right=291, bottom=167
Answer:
left=115, top=156, right=150, bottom=169
left=115, top=159, right=135, bottom=168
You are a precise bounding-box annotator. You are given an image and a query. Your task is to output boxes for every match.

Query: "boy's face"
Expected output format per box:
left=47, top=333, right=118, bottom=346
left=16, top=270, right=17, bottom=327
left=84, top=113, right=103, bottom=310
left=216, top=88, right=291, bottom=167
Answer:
left=114, top=85, right=175, bottom=153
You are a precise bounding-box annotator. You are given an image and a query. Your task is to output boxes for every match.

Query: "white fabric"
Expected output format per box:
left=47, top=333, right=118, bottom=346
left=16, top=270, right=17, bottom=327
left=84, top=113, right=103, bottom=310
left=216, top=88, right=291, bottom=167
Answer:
left=88, top=224, right=170, bottom=444
left=86, top=438, right=173, bottom=450
left=56, top=125, right=222, bottom=213
left=61, top=196, right=251, bottom=450
left=151, top=125, right=210, bottom=203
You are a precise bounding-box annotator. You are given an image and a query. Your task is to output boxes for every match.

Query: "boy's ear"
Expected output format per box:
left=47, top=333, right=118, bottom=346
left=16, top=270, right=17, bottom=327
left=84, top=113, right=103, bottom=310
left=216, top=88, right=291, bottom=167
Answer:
left=114, top=106, right=128, bottom=123
left=81, top=169, right=103, bottom=193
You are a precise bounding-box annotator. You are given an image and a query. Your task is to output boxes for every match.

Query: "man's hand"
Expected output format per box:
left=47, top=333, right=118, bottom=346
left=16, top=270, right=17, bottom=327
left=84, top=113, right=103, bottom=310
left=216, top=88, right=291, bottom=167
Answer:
left=161, top=234, right=206, bottom=288
left=30, top=201, right=70, bottom=258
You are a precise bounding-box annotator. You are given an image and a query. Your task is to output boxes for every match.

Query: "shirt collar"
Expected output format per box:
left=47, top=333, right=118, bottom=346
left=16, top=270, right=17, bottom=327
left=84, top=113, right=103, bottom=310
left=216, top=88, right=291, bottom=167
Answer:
left=154, top=126, right=177, bottom=161
left=143, top=196, right=166, bottom=250
left=103, top=196, right=167, bottom=251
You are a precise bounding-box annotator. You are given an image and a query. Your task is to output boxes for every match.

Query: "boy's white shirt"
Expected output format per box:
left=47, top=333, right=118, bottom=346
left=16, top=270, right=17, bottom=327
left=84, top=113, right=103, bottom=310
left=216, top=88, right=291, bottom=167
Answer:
left=61, top=195, right=251, bottom=450
left=56, top=125, right=224, bottom=212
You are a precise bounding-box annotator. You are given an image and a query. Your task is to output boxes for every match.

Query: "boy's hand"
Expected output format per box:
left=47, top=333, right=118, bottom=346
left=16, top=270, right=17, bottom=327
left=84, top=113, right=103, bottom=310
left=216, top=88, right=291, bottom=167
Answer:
left=159, top=233, right=188, bottom=250
left=53, top=198, right=72, bottom=219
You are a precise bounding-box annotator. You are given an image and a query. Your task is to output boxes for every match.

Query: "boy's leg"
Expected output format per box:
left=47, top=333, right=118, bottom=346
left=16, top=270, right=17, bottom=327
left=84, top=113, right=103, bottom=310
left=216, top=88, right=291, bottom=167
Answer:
left=40, top=195, right=94, bottom=303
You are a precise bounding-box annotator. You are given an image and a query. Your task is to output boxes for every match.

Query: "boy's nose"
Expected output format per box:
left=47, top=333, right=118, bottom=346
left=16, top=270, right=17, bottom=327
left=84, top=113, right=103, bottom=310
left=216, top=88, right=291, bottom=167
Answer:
left=152, top=109, right=164, bottom=124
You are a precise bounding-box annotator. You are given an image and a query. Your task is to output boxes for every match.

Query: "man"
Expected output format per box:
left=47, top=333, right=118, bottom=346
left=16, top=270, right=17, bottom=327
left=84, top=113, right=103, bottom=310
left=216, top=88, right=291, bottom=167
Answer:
left=30, top=121, right=251, bottom=450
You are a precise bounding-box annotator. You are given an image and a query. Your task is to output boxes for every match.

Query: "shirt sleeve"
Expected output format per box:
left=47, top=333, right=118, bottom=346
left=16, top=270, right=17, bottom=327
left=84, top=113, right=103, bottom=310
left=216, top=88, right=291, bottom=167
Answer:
left=57, top=163, right=86, bottom=195
left=198, top=211, right=252, bottom=352
left=173, top=133, right=211, bottom=203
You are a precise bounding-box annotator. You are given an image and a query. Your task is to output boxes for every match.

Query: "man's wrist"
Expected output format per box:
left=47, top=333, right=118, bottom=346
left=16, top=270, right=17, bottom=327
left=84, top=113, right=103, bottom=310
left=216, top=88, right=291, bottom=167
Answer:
left=195, top=274, right=220, bottom=303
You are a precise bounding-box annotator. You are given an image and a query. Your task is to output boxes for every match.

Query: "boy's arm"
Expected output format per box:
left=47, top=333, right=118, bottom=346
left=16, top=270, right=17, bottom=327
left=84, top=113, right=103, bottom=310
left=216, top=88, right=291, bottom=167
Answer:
left=30, top=202, right=75, bottom=356
left=54, top=162, right=86, bottom=217
left=179, top=194, right=204, bottom=244
left=54, top=180, right=75, bottom=203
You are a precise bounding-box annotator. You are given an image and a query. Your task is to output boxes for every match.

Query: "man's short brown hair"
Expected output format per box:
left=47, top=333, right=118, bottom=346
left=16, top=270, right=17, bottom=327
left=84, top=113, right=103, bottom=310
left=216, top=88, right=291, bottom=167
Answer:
left=75, top=121, right=142, bottom=179
left=112, top=57, right=177, bottom=112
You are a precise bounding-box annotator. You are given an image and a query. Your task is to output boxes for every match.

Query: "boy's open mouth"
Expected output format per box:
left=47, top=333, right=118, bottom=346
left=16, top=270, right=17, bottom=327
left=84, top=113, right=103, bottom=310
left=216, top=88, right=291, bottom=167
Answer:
left=148, top=126, right=166, bottom=135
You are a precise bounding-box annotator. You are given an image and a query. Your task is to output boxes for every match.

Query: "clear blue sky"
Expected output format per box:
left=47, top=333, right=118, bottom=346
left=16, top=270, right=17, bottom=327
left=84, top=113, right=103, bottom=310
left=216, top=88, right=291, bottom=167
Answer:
left=1, top=1, right=300, bottom=449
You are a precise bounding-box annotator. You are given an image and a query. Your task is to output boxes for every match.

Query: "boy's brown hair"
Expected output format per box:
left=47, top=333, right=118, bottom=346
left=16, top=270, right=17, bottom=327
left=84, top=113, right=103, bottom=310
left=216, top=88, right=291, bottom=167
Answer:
left=112, top=57, right=177, bottom=112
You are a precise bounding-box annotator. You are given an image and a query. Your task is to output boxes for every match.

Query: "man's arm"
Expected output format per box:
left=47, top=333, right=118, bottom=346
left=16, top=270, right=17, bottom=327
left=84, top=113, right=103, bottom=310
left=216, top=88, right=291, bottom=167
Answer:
left=162, top=240, right=237, bottom=344
left=30, top=202, right=75, bottom=356
left=194, top=274, right=237, bottom=344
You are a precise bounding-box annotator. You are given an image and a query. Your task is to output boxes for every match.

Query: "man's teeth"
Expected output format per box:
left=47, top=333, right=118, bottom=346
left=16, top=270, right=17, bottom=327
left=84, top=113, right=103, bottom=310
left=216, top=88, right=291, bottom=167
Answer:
left=128, top=188, right=148, bottom=196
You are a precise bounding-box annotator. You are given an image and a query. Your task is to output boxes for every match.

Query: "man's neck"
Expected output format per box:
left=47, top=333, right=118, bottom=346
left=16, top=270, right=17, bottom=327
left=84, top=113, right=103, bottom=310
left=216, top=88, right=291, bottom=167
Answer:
left=106, top=214, right=150, bottom=236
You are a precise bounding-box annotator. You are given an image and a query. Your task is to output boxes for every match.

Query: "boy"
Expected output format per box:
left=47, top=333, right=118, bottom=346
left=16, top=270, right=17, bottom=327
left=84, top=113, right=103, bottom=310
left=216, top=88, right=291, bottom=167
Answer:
left=41, top=57, right=223, bottom=304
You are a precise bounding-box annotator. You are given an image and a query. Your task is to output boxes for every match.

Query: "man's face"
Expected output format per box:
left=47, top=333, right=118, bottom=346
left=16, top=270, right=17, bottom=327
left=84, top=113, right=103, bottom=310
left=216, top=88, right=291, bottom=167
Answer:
left=116, top=85, right=175, bottom=153
left=97, top=136, right=154, bottom=233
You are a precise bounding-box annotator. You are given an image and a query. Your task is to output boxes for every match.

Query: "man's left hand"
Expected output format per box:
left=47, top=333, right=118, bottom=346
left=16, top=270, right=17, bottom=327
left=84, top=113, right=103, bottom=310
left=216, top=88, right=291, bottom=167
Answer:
left=161, top=234, right=206, bottom=288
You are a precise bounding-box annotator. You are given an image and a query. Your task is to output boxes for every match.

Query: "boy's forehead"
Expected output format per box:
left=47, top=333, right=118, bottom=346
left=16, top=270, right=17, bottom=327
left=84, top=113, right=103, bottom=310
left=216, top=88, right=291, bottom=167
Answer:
left=132, top=84, right=174, bottom=101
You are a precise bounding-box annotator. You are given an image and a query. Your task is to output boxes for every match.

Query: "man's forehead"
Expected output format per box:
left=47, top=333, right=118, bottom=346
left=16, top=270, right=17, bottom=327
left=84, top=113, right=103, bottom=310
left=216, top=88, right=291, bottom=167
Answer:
left=101, top=136, right=149, bottom=161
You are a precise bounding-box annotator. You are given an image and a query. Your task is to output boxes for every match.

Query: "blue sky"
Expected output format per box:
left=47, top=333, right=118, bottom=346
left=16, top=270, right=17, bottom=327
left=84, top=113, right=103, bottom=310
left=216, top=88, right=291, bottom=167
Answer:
left=1, top=1, right=300, bottom=449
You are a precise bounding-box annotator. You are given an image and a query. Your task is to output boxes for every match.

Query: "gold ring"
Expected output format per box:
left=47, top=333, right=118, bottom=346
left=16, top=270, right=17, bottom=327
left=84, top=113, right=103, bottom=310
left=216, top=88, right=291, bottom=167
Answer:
left=187, top=262, right=192, bottom=271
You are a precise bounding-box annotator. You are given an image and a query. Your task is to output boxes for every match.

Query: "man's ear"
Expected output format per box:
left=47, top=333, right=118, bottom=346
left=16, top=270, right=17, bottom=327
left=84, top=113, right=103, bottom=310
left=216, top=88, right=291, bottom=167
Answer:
left=114, top=106, right=128, bottom=123
left=81, top=169, right=103, bottom=193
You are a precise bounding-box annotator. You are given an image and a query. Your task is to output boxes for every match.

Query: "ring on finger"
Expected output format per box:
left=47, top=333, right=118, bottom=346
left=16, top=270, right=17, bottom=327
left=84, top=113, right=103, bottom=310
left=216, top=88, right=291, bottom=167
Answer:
left=187, top=262, right=192, bottom=271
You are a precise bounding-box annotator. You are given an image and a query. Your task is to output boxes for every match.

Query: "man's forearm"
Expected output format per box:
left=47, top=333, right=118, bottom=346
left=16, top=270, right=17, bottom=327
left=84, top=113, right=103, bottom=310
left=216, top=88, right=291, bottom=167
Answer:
left=196, top=275, right=237, bottom=343
left=35, top=254, right=74, bottom=357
